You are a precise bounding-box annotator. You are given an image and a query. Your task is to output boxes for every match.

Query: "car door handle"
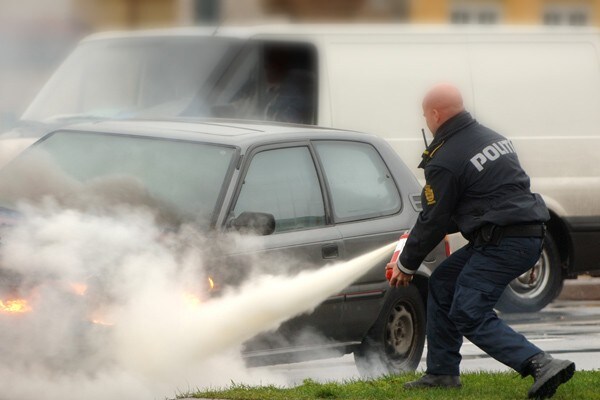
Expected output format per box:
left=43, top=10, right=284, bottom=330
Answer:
left=322, top=243, right=339, bottom=259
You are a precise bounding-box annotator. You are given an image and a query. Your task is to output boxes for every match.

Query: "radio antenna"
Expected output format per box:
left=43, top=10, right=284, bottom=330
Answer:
left=421, top=128, right=429, bottom=149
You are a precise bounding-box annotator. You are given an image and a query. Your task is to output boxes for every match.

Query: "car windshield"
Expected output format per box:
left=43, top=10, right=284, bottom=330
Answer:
left=0, top=131, right=237, bottom=227
left=22, top=37, right=242, bottom=122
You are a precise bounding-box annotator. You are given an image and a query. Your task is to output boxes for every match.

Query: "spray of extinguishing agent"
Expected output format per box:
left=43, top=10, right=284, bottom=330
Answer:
left=386, top=232, right=410, bottom=281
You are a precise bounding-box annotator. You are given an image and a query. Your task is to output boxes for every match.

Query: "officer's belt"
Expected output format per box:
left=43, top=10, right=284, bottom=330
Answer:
left=474, top=223, right=546, bottom=246
left=504, top=224, right=546, bottom=237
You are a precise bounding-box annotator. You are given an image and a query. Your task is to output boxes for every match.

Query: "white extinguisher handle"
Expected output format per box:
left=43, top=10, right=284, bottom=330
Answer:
left=390, top=232, right=410, bottom=264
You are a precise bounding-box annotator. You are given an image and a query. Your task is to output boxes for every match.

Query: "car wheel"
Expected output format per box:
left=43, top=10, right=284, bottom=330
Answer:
left=496, top=233, right=563, bottom=313
left=354, top=284, right=425, bottom=378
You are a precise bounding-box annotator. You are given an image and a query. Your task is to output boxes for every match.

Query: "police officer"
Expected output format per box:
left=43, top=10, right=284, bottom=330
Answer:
left=387, top=84, right=575, bottom=399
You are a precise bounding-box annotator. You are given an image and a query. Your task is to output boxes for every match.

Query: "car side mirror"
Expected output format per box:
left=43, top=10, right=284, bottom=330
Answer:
left=228, top=211, right=276, bottom=236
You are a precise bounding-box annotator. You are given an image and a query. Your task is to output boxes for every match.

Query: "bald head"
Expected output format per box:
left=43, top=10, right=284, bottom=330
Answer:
left=422, top=83, right=465, bottom=136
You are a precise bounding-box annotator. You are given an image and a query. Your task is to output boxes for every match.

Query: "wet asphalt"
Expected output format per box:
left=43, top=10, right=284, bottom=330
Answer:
left=255, top=300, right=600, bottom=384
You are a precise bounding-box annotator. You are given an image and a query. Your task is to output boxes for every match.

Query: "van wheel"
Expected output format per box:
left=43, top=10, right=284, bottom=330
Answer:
left=496, top=233, right=563, bottom=313
left=354, top=284, right=425, bottom=378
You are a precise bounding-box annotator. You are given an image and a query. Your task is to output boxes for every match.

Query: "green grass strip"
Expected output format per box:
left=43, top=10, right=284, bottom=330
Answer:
left=180, top=370, right=600, bottom=400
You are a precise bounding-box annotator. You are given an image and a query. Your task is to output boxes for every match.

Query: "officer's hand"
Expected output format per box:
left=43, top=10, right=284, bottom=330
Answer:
left=387, top=262, right=414, bottom=288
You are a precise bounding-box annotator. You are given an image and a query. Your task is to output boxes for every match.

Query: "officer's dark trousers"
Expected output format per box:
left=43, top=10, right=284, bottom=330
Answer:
left=426, top=237, right=543, bottom=376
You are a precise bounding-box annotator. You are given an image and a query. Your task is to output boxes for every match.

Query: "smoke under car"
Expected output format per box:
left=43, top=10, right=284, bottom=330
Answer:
left=0, top=119, right=448, bottom=376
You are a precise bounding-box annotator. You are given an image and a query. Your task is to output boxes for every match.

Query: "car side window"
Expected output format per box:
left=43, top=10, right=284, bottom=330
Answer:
left=314, top=141, right=401, bottom=222
left=234, top=146, right=325, bottom=232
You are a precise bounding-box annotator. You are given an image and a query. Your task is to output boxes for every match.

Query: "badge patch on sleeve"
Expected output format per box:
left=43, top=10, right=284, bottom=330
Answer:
left=424, top=184, right=436, bottom=205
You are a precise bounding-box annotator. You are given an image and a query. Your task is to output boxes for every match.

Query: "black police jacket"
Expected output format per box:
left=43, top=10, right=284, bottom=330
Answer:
left=398, top=111, right=550, bottom=273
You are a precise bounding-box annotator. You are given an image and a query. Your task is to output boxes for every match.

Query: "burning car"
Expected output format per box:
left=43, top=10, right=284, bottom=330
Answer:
left=0, top=119, right=448, bottom=376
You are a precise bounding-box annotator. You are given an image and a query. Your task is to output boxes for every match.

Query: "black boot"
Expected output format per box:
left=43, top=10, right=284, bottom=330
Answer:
left=404, top=374, right=461, bottom=389
left=523, top=352, right=575, bottom=399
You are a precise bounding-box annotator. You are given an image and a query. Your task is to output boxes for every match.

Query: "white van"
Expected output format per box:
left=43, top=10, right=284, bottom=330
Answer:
left=4, top=24, right=600, bottom=312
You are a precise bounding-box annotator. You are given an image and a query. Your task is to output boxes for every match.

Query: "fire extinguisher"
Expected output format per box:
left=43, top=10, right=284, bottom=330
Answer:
left=386, top=232, right=409, bottom=281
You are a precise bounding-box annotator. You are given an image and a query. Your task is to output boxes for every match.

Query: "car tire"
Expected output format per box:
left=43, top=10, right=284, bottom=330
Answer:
left=495, top=233, right=563, bottom=313
left=353, top=284, right=425, bottom=378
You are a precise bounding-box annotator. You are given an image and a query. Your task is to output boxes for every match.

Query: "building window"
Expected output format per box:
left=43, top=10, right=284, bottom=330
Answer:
left=543, top=5, right=590, bottom=26
left=368, top=0, right=411, bottom=21
left=450, top=2, right=502, bottom=25
left=451, top=9, right=471, bottom=24
left=478, top=9, right=499, bottom=24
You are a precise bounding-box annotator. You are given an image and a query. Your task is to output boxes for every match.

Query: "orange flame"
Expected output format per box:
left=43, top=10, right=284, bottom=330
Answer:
left=184, top=292, right=202, bottom=309
left=91, top=319, right=114, bottom=327
left=208, top=277, right=215, bottom=290
left=0, top=299, right=32, bottom=314
left=69, top=283, right=88, bottom=296
left=89, top=309, right=114, bottom=326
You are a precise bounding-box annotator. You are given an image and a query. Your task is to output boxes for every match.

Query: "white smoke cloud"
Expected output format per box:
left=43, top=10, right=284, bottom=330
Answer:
left=0, top=202, right=393, bottom=400
left=0, top=138, right=34, bottom=170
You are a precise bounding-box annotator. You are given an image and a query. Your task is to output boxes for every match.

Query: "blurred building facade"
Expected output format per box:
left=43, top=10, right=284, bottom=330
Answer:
left=418, top=0, right=600, bottom=26
left=72, top=0, right=600, bottom=28
left=263, top=0, right=600, bottom=25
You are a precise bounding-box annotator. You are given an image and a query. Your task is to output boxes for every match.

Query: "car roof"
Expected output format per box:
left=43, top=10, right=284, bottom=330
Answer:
left=57, top=119, right=378, bottom=150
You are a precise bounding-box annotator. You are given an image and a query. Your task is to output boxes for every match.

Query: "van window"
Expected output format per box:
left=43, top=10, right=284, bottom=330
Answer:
left=24, top=38, right=239, bottom=122
left=208, top=41, right=318, bottom=125
left=314, top=141, right=401, bottom=222
left=24, top=38, right=318, bottom=126
left=261, top=42, right=318, bottom=125
left=234, top=146, right=325, bottom=232
left=209, top=46, right=261, bottom=120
